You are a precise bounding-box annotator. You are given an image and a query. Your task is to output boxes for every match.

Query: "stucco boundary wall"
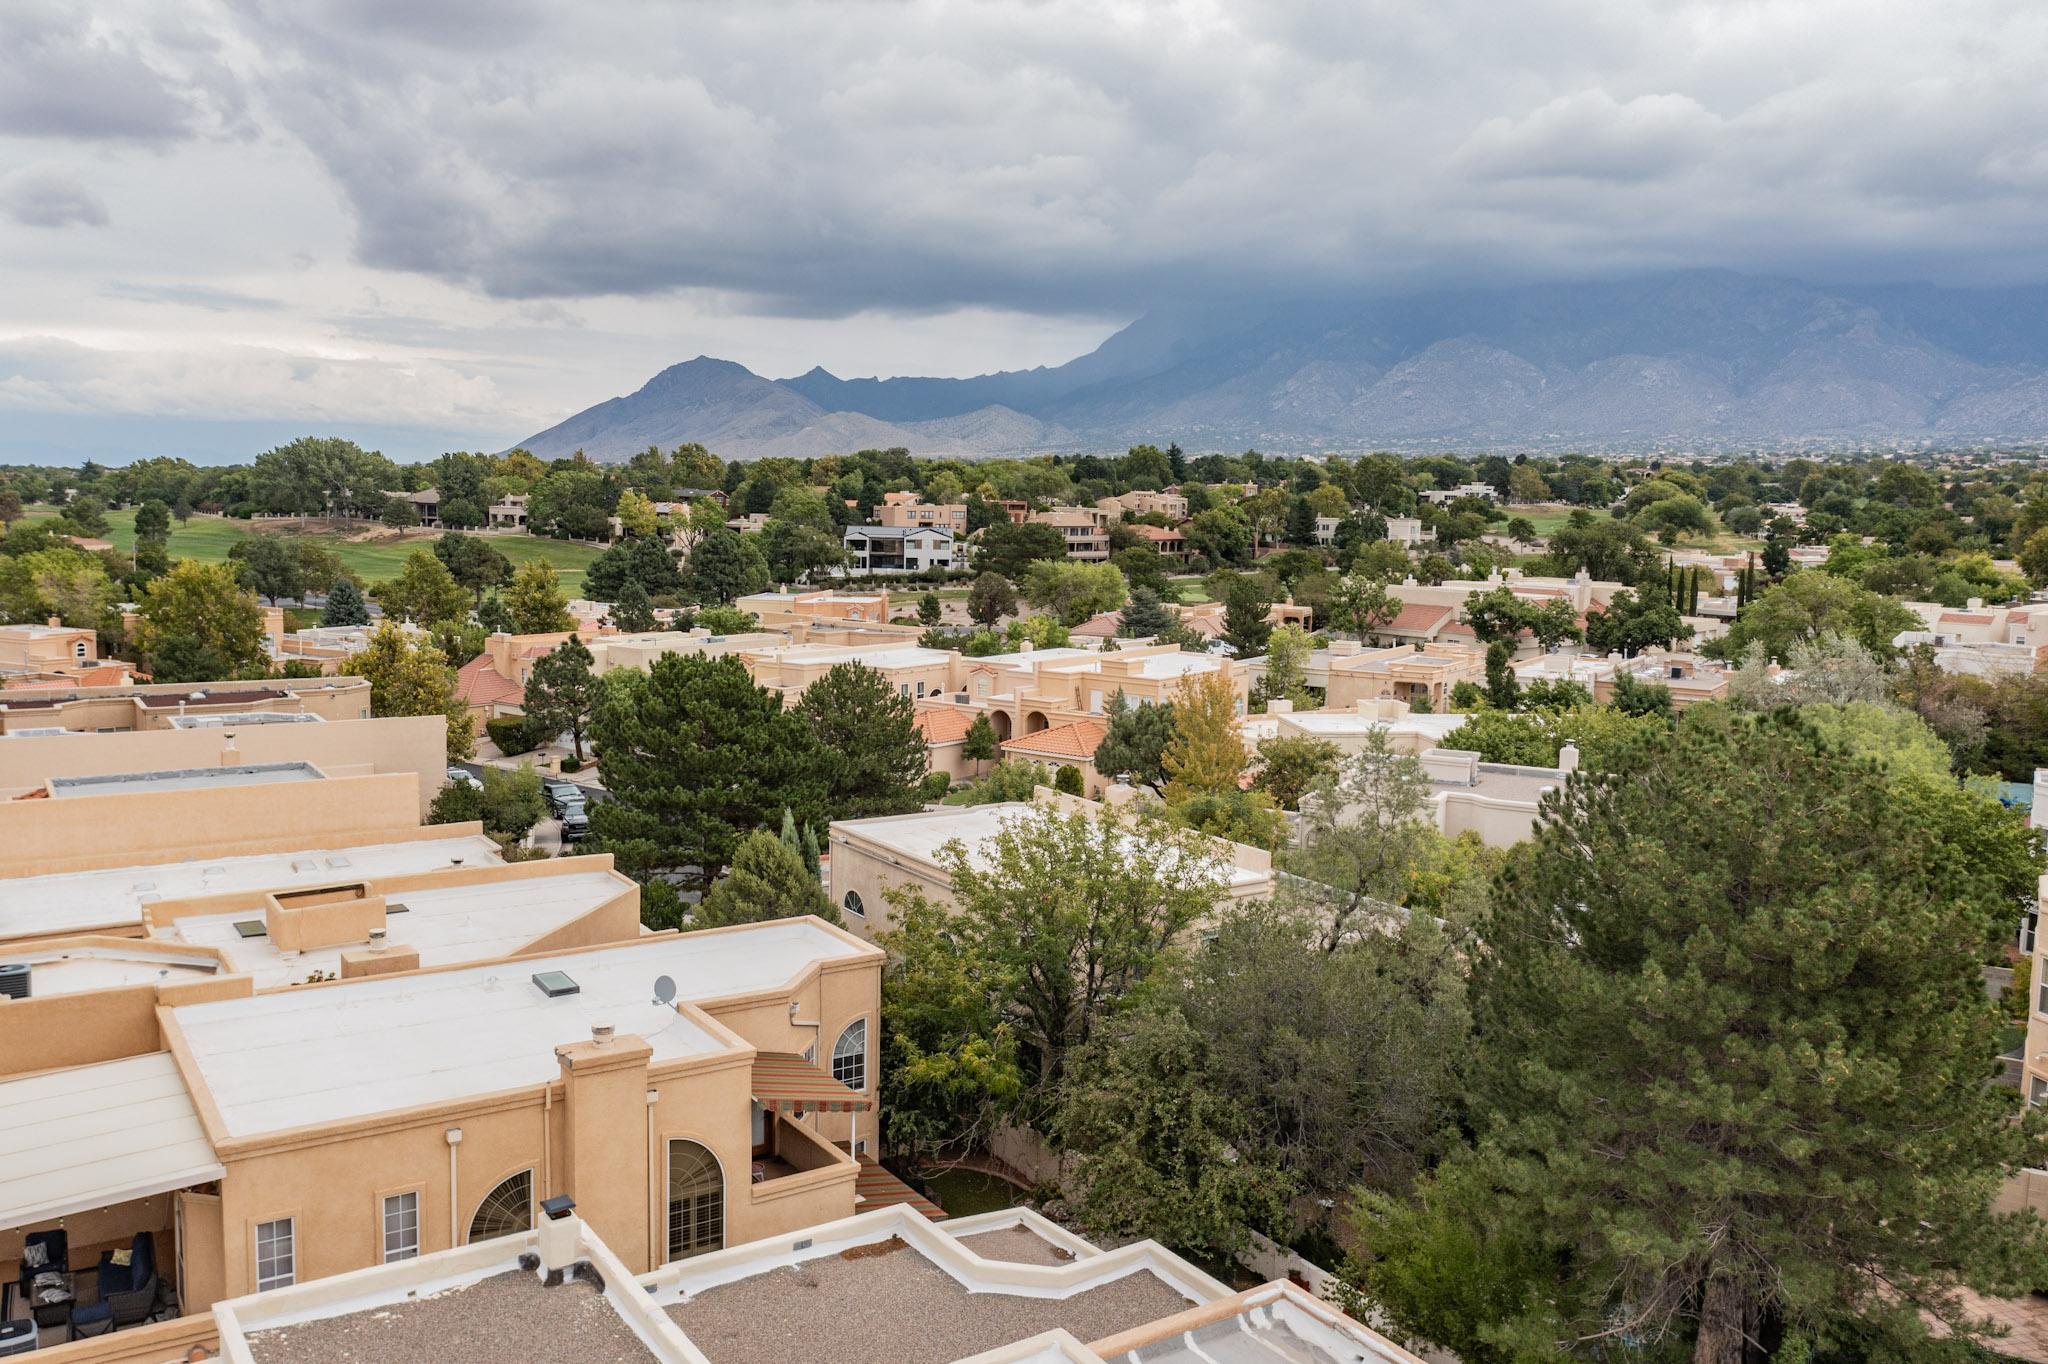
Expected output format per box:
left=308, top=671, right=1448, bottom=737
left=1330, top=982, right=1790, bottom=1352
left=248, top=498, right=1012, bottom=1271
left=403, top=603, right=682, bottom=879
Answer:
left=0, top=713, right=448, bottom=814
left=641, top=1203, right=1231, bottom=1307
left=0, top=771, right=423, bottom=876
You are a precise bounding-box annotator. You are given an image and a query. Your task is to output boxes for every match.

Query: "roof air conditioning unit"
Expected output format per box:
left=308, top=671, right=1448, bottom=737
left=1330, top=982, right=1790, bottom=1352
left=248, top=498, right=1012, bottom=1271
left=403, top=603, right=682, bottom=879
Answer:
left=0, top=963, right=28, bottom=1000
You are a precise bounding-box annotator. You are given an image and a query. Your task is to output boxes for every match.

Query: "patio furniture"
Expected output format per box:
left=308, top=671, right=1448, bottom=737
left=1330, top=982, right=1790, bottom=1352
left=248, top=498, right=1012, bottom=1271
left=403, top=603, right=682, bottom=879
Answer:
left=70, top=1234, right=158, bottom=1339
left=0, top=1318, right=37, bottom=1357
left=15, top=1230, right=71, bottom=1342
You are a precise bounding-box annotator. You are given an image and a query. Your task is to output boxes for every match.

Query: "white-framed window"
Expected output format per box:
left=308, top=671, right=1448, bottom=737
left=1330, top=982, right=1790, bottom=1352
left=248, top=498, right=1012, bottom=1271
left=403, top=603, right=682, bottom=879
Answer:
left=255, top=1218, right=295, bottom=1291
left=2023, top=911, right=2039, bottom=957
left=2039, top=977, right=2048, bottom=1019
left=667, top=1140, right=724, bottom=1262
left=73, top=641, right=87, bottom=659
left=2033, top=1076, right=2048, bottom=1109
left=832, top=1018, right=868, bottom=1092
left=843, top=890, right=865, bottom=919
left=382, top=1192, right=419, bottom=1262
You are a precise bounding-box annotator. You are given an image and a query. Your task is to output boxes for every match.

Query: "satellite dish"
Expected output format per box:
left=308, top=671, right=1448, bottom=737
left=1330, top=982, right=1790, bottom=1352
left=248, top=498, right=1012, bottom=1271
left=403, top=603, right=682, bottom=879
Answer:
left=652, top=975, right=677, bottom=1006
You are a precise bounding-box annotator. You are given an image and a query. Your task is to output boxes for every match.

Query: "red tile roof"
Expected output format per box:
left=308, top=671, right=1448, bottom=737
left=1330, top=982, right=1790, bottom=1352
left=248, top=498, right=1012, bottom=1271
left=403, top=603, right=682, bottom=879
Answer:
left=454, top=654, right=522, bottom=706
left=1072, top=611, right=1122, bottom=638
left=1001, top=718, right=1108, bottom=761
left=1940, top=612, right=1995, bottom=624
left=1386, top=603, right=1456, bottom=633
left=915, top=709, right=976, bottom=744
left=1132, top=525, right=1184, bottom=542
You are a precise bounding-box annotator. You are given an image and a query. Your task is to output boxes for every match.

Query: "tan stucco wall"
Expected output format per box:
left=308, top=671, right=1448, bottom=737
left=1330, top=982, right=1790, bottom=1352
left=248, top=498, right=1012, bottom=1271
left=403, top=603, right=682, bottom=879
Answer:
left=0, top=714, right=448, bottom=814
left=0, top=771, right=422, bottom=878
left=0, top=980, right=167, bottom=1079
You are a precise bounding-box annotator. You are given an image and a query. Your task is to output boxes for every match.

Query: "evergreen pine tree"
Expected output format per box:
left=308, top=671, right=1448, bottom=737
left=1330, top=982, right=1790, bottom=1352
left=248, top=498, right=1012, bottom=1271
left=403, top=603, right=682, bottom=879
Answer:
left=321, top=577, right=369, bottom=626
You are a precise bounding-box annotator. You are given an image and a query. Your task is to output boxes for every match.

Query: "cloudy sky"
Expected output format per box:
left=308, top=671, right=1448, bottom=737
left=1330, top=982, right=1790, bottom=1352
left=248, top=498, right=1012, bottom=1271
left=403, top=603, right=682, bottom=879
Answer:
left=3, top=0, right=2046, bottom=463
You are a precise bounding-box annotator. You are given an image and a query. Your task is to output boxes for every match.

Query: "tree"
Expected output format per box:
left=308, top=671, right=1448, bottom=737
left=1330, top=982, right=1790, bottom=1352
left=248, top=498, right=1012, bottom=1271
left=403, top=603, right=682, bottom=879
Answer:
left=1056, top=1003, right=1298, bottom=1255
left=321, top=577, right=369, bottom=626
left=1610, top=672, right=1673, bottom=717
left=1381, top=710, right=2048, bottom=1362
left=1053, top=763, right=1085, bottom=795
left=1251, top=734, right=1341, bottom=811
left=613, top=488, right=659, bottom=539
left=1117, top=585, right=1174, bottom=637
left=916, top=592, right=942, bottom=627
left=433, top=533, right=513, bottom=604
left=585, top=535, right=684, bottom=601
left=134, top=561, right=270, bottom=682
left=133, top=498, right=171, bottom=543
left=0, top=489, right=22, bottom=526
left=967, top=571, right=1017, bottom=627
left=684, top=528, right=770, bottom=604
left=479, top=765, right=546, bottom=841
left=1484, top=640, right=1519, bottom=710
left=956, top=757, right=1048, bottom=804
left=345, top=621, right=474, bottom=760
left=1582, top=588, right=1690, bottom=656
left=1096, top=691, right=1177, bottom=791
left=877, top=898, right=1025, bottom=1161
left=375, top=551, right=471, bottom=626
left=914, top=803, right=1228, bottom=1091
left=589, top=654, right=824, bottom=885
left=960, top=713, right=998, bottom=775
left=1720, top=571, right=1920, bottom=663
left=1326, top=574, right=1402, bottom=641
left=1162, top=674, right=1248, bottom=804
left=428, top=781, right=484, bottom=827
left=503, top=561, right=574, bottom=633
left=0, top=548, right=116, bottom=628
left=1216, top=572, right=1273, bottom=657
left=608, top=580, right=658, bottom=631
left=1279, top=728, right=1437, bottom=950
left=696, top=829, right=838, bottom=928
left=1256, top=621, right=1315, bottom=711
left=1020, top=559, right=1128, bottom=626
left=760, top=519, right=845, bottom=584
left=523, top=635, right=602, bottom=761
left=229, top=534, right=313, bottom=604
left=1461, top=586, right=1528, bottom=644
left=1523, top=598, right=1581, bottom=649
left=974, top=521, right=1067, bottom=581
left=795, top=662, right=929, bottom=819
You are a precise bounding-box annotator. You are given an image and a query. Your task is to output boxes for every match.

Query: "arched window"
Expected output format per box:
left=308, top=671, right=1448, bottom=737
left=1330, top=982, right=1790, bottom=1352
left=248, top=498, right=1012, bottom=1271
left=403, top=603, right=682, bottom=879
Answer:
left=843, top=890, right=865, bottom=919
left=467, top=1170, right=532, bottom=1243
left=667, top=1140, right=724, bottom=1261
left=832, top=1019, right=868, bottom=1092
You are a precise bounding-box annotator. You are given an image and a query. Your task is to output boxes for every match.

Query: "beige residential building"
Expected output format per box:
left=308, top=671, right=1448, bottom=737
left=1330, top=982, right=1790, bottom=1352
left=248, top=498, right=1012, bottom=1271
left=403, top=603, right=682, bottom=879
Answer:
left=736, top=587, right=896, bottom=627
left=877, top=498, right=968, bottom=536
left=1, top=907, right=891, bottom=1336
left=0, top=622, right=107, bottom=687
left=1895, top=598, right=2048, bottom=677
left=1028, top=508, right=1111, bottom=561
left=1513, top=650, right=1733, bottom=709
left=0, top=677, right=371, bottom=737
left=828, top=790, right=1275, bottom=938
left=1097, top=490, right=1188, bottom=520
left=1321, top=643, right=1488, bottom=712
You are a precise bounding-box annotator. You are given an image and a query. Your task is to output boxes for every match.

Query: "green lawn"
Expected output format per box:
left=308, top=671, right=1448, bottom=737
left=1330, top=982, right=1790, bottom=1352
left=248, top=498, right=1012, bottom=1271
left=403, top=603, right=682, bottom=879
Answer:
left=21, top=506, right=603, bottom=591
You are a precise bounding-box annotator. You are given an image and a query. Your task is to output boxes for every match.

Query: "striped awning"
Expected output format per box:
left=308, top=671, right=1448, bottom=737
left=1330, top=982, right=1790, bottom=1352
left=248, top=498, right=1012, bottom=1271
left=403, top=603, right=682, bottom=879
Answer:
left=752, top=1051, right=873, bottom=1114
left=854, top=1156, right=946, bottom=1220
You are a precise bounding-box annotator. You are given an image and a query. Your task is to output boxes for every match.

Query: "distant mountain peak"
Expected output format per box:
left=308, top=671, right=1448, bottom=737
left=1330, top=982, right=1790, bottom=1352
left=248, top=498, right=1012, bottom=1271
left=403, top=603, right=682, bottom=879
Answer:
left=509, top=271, right=2048, bottom=460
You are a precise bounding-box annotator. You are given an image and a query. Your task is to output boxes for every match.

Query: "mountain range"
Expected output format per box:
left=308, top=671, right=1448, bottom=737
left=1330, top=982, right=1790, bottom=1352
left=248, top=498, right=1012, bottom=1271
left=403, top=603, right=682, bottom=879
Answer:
left=510, top=271, right=2048, bottom=460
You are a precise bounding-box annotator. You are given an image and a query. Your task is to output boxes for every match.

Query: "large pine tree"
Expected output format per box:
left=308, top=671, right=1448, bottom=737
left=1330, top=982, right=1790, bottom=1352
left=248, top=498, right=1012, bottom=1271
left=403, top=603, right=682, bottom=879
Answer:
left=1369, top=708, right=2048, bottom=1362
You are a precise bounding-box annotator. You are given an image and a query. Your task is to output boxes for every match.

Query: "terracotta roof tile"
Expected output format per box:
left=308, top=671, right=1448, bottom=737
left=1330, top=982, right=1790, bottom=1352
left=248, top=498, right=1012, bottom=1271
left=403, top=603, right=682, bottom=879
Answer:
left=914, top=708, right=976, bottom=744
left=1072, top=611, right=1122, bottom=638
left=1001, top=718, right=1108, bottom=761
left=454, top=654, right=522, bottom=706
left=1387, top=603, right=1456, bottom=633
left=1940, top=612, right=1995, bottom=624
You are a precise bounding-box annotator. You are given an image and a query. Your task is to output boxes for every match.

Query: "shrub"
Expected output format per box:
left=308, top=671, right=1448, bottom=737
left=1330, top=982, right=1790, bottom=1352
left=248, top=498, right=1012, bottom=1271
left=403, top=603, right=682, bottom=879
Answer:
left=559, top=756, right=583, bottom=774
left=919, top=770, right=952, bottom=801
left=1054, top=764, right=1085, bottom=795
left=486, top=715, right=539, bottom=755
left=2004, top=955, right=2033, bottom=1020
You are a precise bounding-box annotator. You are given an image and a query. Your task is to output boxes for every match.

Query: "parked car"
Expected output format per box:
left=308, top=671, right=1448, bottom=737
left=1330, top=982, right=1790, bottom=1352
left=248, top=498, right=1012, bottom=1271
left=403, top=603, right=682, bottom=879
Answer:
left=543, top=780, right=583, bottom=813
left=558, top=803, right=591, bottom=843
left=446, top=766, right=483, bottom=791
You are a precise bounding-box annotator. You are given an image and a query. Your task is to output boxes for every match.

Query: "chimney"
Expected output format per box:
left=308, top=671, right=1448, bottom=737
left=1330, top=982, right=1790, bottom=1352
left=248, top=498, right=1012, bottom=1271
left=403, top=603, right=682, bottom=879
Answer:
left=1266, top=698, right=1293, bottom=715
left=220, top=733, right=241, bottom=767
left=536, top=1196, right=579, bottom=1276
left=1557, top=742, right=1581, bottom=776
left=1969, top=597, right=1985, bottom=611
left=46, top=616, right=60, bottom=628
left=1019, top=640, right=1033, bottom=653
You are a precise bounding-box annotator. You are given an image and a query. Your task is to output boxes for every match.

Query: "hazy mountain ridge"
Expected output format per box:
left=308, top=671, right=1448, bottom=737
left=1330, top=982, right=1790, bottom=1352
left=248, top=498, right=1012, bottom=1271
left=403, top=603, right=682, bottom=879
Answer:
left=510, top=272, right=2048, bottom=459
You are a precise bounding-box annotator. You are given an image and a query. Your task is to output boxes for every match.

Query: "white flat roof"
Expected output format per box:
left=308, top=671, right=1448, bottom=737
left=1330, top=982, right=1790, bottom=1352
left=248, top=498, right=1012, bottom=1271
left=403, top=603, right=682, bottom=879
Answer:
left=0, top=834, right=504, bottom=941
left=833, top=804, right=1270, bottom=891
left=48, top=762, right=323, bottom=797
left=773, top=645, right=953, bottom=668
left=0, top=943, right=219, bottom=998
left=173, top=921, right=868, bottom=1139
left=162, top=869, right=626, bottom=989
left=1281, top=711, right=1471, bottom=741
left=0, top=1052, right=223, bottom=1230
left=965, top=648, right=1100, bottom=668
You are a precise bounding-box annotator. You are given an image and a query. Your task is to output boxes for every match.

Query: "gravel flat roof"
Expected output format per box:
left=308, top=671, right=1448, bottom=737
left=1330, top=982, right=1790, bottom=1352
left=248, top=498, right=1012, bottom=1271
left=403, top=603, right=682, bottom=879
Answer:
left=954, top=1226, right=1076, bottom=1267
left=665, top=1237, right=1193, bottom=1364
left=248, top=1270, right=656, bottom=1364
